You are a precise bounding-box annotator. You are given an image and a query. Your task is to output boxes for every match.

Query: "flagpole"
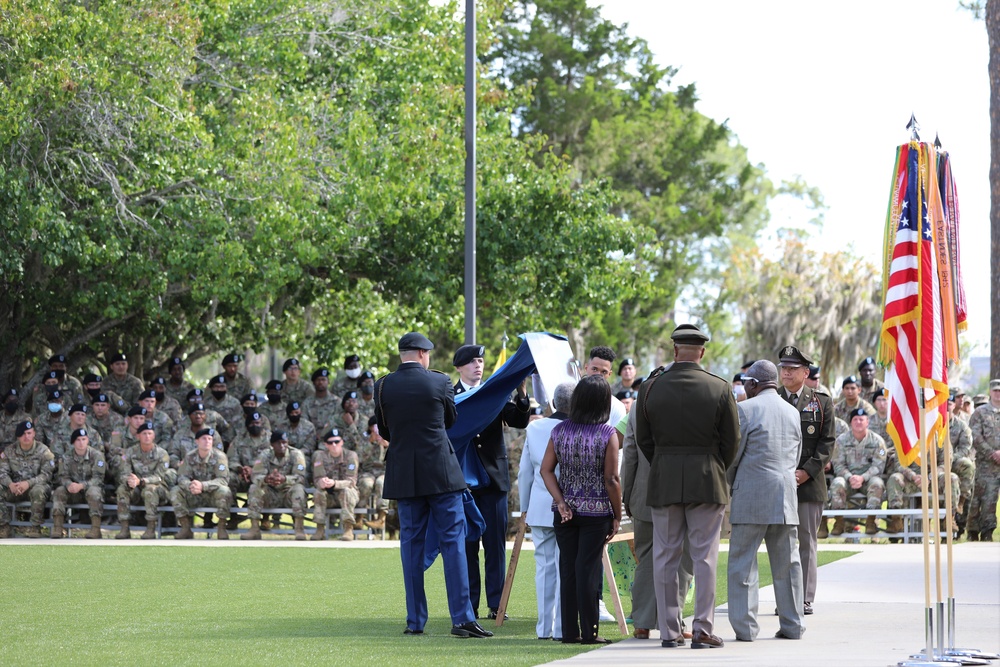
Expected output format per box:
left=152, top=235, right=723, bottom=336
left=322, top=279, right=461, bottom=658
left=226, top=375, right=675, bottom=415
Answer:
left=927, top=429, right=945, bottom=652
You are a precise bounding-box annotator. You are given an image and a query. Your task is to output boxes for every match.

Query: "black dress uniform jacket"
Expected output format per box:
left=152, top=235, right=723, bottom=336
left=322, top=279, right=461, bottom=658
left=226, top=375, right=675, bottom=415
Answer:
left=454, top=383, right=531, bottom=493
left=779, top=385, right=835, bottom=504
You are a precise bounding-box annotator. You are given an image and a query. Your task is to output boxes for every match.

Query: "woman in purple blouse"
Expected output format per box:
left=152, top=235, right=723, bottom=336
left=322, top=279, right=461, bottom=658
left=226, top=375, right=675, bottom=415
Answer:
left=541, top=375, right=622, bottom=644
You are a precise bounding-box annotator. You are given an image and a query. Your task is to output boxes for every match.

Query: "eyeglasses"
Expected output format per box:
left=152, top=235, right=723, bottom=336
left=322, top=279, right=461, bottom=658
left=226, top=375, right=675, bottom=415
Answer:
left=327, top=439, right=343, bottom=445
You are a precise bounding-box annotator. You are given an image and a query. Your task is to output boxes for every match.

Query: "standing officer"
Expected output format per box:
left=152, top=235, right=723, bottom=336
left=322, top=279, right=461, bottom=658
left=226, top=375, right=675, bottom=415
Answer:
left=453, top=343, right=531, bottom=620
left=636, top=324, right=739, bottom=650
left=777, top=345, right=834, bottom=616
left=374, top=332, right=491, bottom=639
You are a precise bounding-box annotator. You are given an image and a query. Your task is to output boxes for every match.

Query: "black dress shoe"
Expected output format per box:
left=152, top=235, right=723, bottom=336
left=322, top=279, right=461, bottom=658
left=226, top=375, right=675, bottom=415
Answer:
left=487, top=608, right=509, bottom=621
left=451, top=621, right=494, bottom=638
left=803, top=601, right=814, bottom=615
left=403, top=628, right=423, bottom=635
left=661, top=637, right=685, bottom=647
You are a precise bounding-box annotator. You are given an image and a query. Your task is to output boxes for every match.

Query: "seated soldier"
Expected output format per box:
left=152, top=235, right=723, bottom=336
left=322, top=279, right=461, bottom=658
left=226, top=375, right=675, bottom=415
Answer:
left=32, top=370, right=77, bottom=418
left=886, top=455, right=961, bottom=534
left=945, top=405, right=976, bottom=536
left=0, top=421, right=55, bottom=538
left=242, top=430, right=308, bottom=541
left=58, top=405, right=104, bottom=463
left=81, top=373, right=129, bottom=415
left=164, top=357, right=195, bottom=406
left=51, top=428, right=106, bottom=539
left=171, top=427, right=233, bottom=540
left=834, top=376, right=876, bottom=423
left=280, top=358, right=315, bottom=406
left=220, top=353, right=252, bottom=403
left=356, top=371, right=377, bottom=422
left=357, top=416, right=389, bottom=531
left=225, top=410, right=271, bottom=529
left=284, top=401, right=317, bottom=463
left=829, top=408, right=887, bottom=535
left=332, top=391, right=364, bottom=450
left=87, top=393, right=126, bottom=449
left=232, top=391, right=271, bottom=442
left=332, top=354, right=365, bottom=398
left=35, top=387, right=70, bottom=450
left=104, top=352, right=144, bottom=406
left=311, top=428, right=360, bottom=541
left=46, top=354, right=85, bottom=401
left=138, top=389, right=176, bottom=445
left=303, top=368, right=339, bottom=436
left=1, top=389, right=30, bottom=448
left=168, top=403, right=222, bottom=469
left=204, top=375, right=243, bottom=434
left=115, top=421, right=170, bottom=540
left=186, top=389, right=232, bottom=444
left=259, top=380, right=287, bottom=430
left=149, top=376, right=184, bottom=426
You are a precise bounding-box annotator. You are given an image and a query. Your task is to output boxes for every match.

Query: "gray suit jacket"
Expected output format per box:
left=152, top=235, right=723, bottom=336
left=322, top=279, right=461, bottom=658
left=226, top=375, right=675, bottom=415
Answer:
left=728, top=388, right=802, bottom=525
left=621, top=409, right=652, bottom=522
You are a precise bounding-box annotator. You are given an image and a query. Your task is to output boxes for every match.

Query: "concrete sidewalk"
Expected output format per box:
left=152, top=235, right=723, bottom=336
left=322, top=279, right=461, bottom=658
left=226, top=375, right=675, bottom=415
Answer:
left=544, top=543, right=1000, bottom=666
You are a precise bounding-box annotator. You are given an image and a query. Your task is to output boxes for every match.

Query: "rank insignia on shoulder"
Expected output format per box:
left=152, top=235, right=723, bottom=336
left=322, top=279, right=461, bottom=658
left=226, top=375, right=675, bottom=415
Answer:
left=348, top=464, right=355, bottom=470
left=219, top=464, right=226, bottom=471
left=878, top=449, right=885, bottom=456
left=297, top=464, right=304, bottom=471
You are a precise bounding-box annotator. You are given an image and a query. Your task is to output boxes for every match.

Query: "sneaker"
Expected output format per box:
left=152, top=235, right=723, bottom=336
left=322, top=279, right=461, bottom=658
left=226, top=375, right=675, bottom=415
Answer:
left=598, top=600, right=615, bottom=622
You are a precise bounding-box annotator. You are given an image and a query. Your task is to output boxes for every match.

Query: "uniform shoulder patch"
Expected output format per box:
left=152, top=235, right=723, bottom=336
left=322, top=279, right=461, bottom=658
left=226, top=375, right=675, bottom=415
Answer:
left=97, top=460, right=104, bottom=467
left=348, top=463, right=356, bottom=470
left=297, top=464, right=304, bottom=470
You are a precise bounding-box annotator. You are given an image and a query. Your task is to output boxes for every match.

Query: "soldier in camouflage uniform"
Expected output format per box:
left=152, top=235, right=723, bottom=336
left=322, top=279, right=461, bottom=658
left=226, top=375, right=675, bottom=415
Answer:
left=1, top=389, right=30, bottom=448
left=966, top=380, right=1000, bottom=542
left=829, top=408, right=887, bottom=535
left=230, top=392, right=270, bottom=443
left=258, top=380, right=288, bottom=431
left=356, top=416, right=389, bottom=531
left=280, top=358, right=315, bottom=406
left=0, top=421, right=56, bottom=537
left=164, top=357, right=195, bottom=406
left=221, top=354, right=252, bottom=402
left=31, top=370, right=81, bottom=418
left=150, top=376, right=184, bottom=426
left=137, top=389, right=175, bottom=444
left=284, top=402, right=317, bottom=465
left=88, top=393, right=126, bottom=448
left=46, top=354, right=85, bottom=402
left=204, top=376, right=243, bottom=438
left=81, top=373, right=129, bottom=416
left=311, top=428, right=360, bottom=541
left=104, top=353, right=145, bottom=407
left=303, top=369, right=339, bottom=436
left=51, top=428, right=106, bottom=539
left=357, top=371, right=377, bottom=423
left=35, top=389, right=70, bottom=451
left=168, top=404, right=223, bottom=469
left=331, top=354, right=365, bottom=399
left=53, top=404, right=104, bottom=463
left=332, top=391, right=364, bottom=450
left=185, top=389, right=232, bottom=444
left=241, top=431, right=308, bottom=540
left=171, top=427, right=232, bottom=540
left=869, top=389, right=893, bottom=481
left=856, top=357, right=886, bottom=404
left=885, top=455, right=960, bottom=534
left=943, top=411, right=976, bottom=534
left=226, top=412, right=271, bottom=494
left=834, top=376, right=876, bottom=424
left=817, top=416, right=851, bottom=538
left=115, top=422, right=170, bottom=539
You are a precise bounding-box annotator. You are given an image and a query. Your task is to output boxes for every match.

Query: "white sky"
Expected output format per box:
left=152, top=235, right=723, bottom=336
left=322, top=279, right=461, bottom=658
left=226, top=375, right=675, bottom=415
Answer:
left=594, top=0, right=991, bottom=354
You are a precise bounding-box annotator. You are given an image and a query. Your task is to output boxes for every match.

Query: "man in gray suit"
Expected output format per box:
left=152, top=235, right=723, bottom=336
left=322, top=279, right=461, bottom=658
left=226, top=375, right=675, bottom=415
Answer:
left=727, top=360, right=805, bottom=641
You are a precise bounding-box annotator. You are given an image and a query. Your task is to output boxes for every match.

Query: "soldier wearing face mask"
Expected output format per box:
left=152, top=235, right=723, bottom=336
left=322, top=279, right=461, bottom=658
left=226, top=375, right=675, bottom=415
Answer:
left=1, top=389, right=29, bottom=447
left=185, top=389, right=231, bottom=443
left=35, top=388, right=70, bottom=449
left=32, top=371, right=74, bottom=418
left=226, top=411, right=271, bottom=496
left=232, top=391, right=271, bottom=442
left=332, top=354, right=366, bottom=398
left=284, top=401, right=317, bottom=462
left=259, top=380, right=288, bottom=430
left=80, top=373, right=129, bottom=415
left=204, top=375, right=243, bottom=432
left=357, top=371, right=377, bottom=422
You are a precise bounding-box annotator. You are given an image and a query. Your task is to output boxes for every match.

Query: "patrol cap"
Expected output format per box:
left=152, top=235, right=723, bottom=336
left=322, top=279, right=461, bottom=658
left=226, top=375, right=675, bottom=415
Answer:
left=45, top=370, right=65, bottom=381
left=341, top=391, right=358, bottom=408
left=842, top=375, right=859, bottom=388
left=322, top=429, right=342, bottom=442
left=138, top=389, right=157, bottom=401
left=208, top=375, right=226, bottom=387
left=285, top=401, right=301, bottom=415
left=973, top=394, right=988, bottom=407
left=311, top=368, right=330, bottom=382
left=222, top=353, right=242, bottom=366
left=848, top=407, right=868, bottom=420
left=808, top=365, right=821, bottom=381
left=618, top=358, right=635, bottom=374
left=344, top=354, right=360, bottom=366
left=246, top=411, right=261, bottom=423
left=270, top=430, right=288, bottom=443
left=195, top=427, right=215, bottom=439
left=15, top=420, right=34, bottom=437
left=670, top=324, right=709, bottom=345
left=240, top=392, right=259, bottom=404
left=167, top=356, right=185, bottom=371
left=282, top=358, right=300, bottom=372
left=265, top=380, right=283, bottom=392
left=127, top=406, right=148, bottom=417
left=858, top=356, right=877, bottom=370
left=71, top=428, right=88, bottom=443
left=49, top=354, right=68, bottom=365
left=990, top=379, right=1000, bottom=390
left=188, top=403, right=206, bottom=414
left=109, top=353, right=127, bottom=363
left=453, top=344, right=485, bottom=367
left=69, top=404, right=88, bottom=415
left=777, top=345, right=814, bottom=368
left=92, top=393, right=109, bottom=405
left=136, top=421, right=155, bottom=434
left=83, top=373, right=102, bottom=384
left=398, top=332, right=434, bottom=352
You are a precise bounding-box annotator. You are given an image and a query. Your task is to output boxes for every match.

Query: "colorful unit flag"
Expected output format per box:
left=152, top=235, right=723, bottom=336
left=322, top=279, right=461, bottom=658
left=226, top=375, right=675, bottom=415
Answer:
left=879, top=142, right=965, bottom=468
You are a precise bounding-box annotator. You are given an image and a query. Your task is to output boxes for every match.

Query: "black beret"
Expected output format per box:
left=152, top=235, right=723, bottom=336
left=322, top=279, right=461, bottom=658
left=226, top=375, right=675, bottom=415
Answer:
left=848, top=407, right=868, bottom=420
left=453, top=344, right=485, bottom=367
left=222, top=353, right=241, bottom=365
left=732, top=373, right=744, bottom=383
left=136, top=421, right=155, bottom=433
left=71, top=428, right=88, bottom=442
left=109, top=353, right=127, bottom=363
left=858, top=356, right=876, bottom=370
left=618, top=358, right=635, bottom=374
left=208, top=375, right=226, bottom=387
left=83, top=373, right=102, bottom=384
left=344, top=354, right=360, bottom=365
left=615, top=390, right=638, bottom=400
left=357, top=371, right=375, bottom=384
left=46, top=370, right=64, bottom=381
left=138, top=389, right=157, bottom=401
left=48, top=389, right=62, bottom=400
left=341, top=391, right=358, bottom=408
left=741, top=360, right=756, bottom=371
left=240, top=392, right=258, bottom=404
left=322, top=429, right=342, bottom=441
left=127, top=406, right=147, bottom=417
left=286, top=401, right=301, bottom=414
left=92, top=393, right=109, bottom=404
left=367, top=415, right=378, bottom=428
left=69, top=404, right=88, bottom=415
left=270, top=430, right=288, bottom=443
left=874, top=388, right=889, bottom=400
left=670, top=324, right=709, bottom=345
left=282, top=358, right=300, bottom=372
left=15, top=420, right=33, bottom=437
left=265, top=380, right=283, bottom=392
left=188, top=403, right=206, bottom=414
left=246, top=411, right=261, bottom=423
left=777, top=345, right=814, bottom=368
left=398, top=332, right=434, bottom=351
left=311, top=368, right=330, bottom=381
left=5, top=388, right=18, bottom=397
left=842, top=375, right=859, bottom=388
left=187, top=388, right=205, bottom=400
left=808, top=365, right=821, bottom=380
left=195, top=427, right=215, bottom=439
left=49, top=354, right=67, bottom=364
left=168, top=357, right=185, bottom=370
left=151, top=377, right=166, bottom=387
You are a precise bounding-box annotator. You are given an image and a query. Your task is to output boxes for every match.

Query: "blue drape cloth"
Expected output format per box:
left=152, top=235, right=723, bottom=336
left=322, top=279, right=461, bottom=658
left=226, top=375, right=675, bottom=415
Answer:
left=422, top=334, right=545, bottom=569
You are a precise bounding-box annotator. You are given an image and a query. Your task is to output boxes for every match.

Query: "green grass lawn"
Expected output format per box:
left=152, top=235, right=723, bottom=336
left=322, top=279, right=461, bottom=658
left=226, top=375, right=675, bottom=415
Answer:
left=1, top=545, right=854, bottom=666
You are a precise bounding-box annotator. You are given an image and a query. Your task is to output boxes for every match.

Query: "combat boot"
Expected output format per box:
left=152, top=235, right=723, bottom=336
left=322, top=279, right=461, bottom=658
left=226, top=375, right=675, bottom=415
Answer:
left=140, top=519, right=158, bottom=540
left=887, top=516, right=904, bottom=533
left=816, top=518, right=829, bottom=539
left=241, top=517, right=262, bottom=540
left=967, top=529, right=979, bottom=542
left=260, top=516, right=273, bottom=531
left=86, top=516, right=102, bottom=539
left=864, top=516, right=879, bottom=535
left=225, top=513, right=241, bottom=530
left=831, top=517, right=846, bottom=536
left=293, top=515, right=307, bottom=541
left=216, top=522, right=229, bottom=541
left=176, top=516, right=194, bottom=540
left=365, top=510, right=387, bottom=530
left=116, top=520, right=131, bottom=539
left=311, top=522, right=326, bottom=541
left=25, top=525, right=42, bottom=538
left=982, top=530, right=994, bottom=542
left=51, top=512, right=65, bottom=539
left=340, top=520, right=355, bottom=542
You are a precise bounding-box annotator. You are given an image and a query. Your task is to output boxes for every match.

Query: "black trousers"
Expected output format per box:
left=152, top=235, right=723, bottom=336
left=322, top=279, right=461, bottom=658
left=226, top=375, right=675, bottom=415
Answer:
left=554, top=512, right=612, bottom=643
